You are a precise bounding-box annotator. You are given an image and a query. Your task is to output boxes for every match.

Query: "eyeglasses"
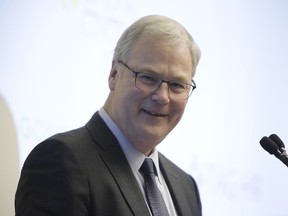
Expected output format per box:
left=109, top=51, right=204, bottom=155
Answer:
left=119, top=60, right=196, bottom=100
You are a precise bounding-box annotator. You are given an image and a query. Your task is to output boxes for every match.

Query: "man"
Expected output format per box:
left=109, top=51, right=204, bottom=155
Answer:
left=15, top=15, right=202, bottom=216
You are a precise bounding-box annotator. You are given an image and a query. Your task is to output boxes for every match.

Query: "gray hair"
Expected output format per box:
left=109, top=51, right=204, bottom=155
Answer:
left=113, top=15, right=201, bottom=77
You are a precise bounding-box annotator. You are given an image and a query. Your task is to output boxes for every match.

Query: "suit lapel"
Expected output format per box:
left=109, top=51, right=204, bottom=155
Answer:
left=159, top=154, right=194, bottom=216
left=159, top=153, right=199, bottom=216
left=85, top=112, right=150, bottom=216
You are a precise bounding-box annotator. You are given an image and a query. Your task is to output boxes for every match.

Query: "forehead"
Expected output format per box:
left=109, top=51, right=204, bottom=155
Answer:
left=128, top=35, right=193, bottom=81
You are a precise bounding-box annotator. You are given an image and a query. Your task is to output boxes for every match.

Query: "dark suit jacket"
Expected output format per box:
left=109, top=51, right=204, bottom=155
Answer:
left=15, top=112, right=202, bottom=216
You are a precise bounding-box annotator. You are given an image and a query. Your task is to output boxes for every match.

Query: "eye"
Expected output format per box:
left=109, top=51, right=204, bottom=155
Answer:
left=137, top=72, right=158, bottom=85
left=169, top=82, right=187, bottom=91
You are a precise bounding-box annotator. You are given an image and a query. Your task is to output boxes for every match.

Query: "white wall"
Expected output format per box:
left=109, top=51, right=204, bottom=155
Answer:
left=1, top=0, right=288, bottom=215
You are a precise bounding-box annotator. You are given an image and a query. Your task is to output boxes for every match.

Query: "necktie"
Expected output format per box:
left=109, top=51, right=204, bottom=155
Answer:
left=139, top=158, right=169, bottom=216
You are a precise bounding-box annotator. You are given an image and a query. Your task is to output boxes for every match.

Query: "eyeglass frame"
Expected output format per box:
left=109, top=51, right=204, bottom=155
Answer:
left=118, top=60, right=196, bottom=100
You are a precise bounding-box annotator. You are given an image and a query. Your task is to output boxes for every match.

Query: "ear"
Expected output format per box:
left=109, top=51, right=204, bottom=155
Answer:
left=108, top=60, right=119, bottom=91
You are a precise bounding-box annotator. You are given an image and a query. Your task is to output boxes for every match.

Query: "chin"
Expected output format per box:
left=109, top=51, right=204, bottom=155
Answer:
left=145, top=130, right=167, bottom=143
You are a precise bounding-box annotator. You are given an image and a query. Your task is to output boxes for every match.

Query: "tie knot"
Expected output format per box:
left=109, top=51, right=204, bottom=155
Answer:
left=140, top=158, right=158, bottom=177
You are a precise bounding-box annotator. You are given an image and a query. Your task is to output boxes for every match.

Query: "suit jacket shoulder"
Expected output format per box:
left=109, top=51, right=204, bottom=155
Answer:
left=15, top=112, right=150, bottom=216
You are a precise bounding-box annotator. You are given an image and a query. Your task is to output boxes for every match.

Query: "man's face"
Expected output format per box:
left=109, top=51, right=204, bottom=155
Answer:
left=106, top=35, right=193, bottom=155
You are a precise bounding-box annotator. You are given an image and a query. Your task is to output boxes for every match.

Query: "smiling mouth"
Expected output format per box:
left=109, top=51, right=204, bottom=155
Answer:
left=142, top=109, right=167, bottom=117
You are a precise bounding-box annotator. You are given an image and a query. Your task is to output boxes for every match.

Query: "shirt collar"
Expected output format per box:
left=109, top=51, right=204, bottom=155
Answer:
left=98, top=107, right=161, bottom=177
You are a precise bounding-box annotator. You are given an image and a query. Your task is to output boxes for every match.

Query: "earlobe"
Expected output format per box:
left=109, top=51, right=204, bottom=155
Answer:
left=108, top=60, right=118, bottom=90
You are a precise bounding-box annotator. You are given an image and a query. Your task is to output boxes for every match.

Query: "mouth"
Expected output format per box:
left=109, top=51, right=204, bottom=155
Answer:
left=142, top=108, right=168, bottom=117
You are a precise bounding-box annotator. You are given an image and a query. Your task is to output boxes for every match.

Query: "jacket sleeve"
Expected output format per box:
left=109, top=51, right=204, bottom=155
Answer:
left=15, top=139, right=90, bottom=216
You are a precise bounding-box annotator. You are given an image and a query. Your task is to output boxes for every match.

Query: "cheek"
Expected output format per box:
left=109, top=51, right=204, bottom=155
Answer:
left=115, top=83, right=142, bottom=107
left=171, top=102, right=187, bottom=120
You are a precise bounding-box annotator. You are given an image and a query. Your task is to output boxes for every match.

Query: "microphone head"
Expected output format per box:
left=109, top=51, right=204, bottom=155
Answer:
left=269, top=134, right=285, bottom=149
left=260, top=136, right=280, bottom=156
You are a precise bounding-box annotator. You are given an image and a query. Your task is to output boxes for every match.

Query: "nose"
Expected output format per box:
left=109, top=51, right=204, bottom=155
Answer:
left=151, top=82, right=170, bottom=104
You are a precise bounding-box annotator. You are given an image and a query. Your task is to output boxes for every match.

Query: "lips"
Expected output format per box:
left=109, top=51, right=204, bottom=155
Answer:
left=142, top=109, right=167, bottom=117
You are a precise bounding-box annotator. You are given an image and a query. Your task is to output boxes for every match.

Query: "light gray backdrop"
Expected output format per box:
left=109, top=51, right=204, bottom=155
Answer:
left=1, top=0, right=288, bottom=215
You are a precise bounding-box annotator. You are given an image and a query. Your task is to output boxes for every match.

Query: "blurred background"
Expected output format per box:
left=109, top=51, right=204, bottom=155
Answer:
left=1, top=0, right=288, bottom=215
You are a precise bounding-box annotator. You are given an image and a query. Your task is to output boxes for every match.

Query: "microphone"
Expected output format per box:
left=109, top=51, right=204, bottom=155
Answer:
left=269, top=134, right=285, bottom=150
left=259, top=134, right=288, bottom=167
left=260, top=136, right=282, bottom=157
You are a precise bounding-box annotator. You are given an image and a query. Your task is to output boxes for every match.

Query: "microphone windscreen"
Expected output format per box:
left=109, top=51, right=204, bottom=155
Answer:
left=269, top=134, right=285, bottom=149
left=260, top=136, right=279, bottom=155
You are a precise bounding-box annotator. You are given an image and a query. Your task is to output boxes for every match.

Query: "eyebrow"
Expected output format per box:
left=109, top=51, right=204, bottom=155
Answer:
left=137, top=66, right=192, bottom=83
left=134, top=65, right=159, bottom=75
